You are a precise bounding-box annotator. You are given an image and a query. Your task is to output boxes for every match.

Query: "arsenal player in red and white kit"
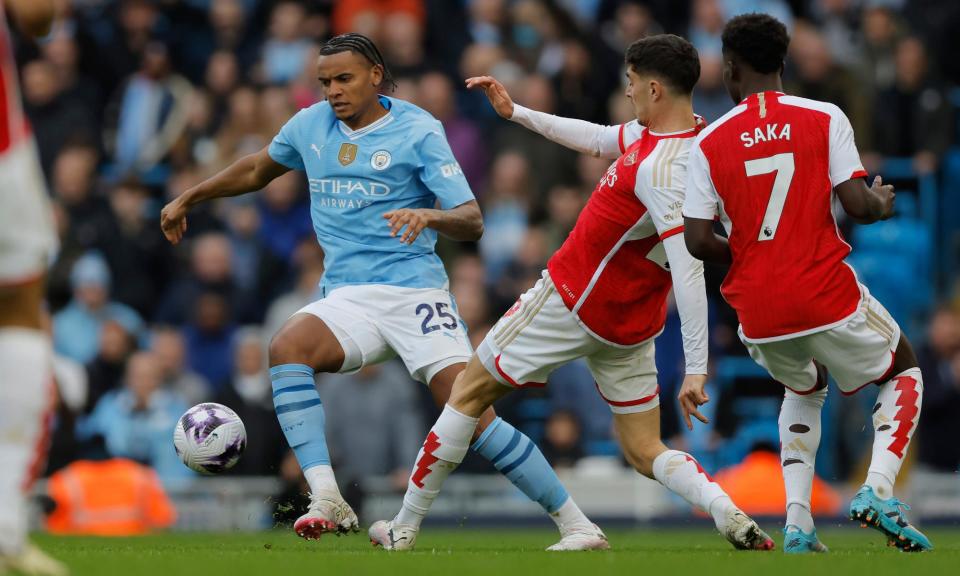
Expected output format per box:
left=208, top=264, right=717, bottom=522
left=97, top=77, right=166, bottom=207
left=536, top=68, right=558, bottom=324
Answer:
left=369, top=35, right=774, bottom=553
left=683, top=14, right=930, bottom=552
left=0, top=1, right=68, bottom=575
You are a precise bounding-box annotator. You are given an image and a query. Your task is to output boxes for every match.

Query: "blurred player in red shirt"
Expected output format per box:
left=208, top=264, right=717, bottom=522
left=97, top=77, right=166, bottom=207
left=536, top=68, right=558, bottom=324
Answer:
left=0, top=1, right=66, bottom=574
left=684, top=13, right=930, bottom=553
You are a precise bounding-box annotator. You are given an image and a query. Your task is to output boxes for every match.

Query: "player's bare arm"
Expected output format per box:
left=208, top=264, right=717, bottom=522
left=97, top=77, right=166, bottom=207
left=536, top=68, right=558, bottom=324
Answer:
left=836, top=175, right=895, bottom=224
left=384, top=200, right=483, bottom=244
left=6, top=0, right=55, bottom=37
left=160, top=146, right=290, bottom=244
left=683, top=217, right=732, bottom=265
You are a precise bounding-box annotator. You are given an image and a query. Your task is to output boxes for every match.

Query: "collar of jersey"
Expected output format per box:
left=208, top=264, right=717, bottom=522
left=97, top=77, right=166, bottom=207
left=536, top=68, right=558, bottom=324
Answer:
left=647, top=114, right=706, bottom=137
left=337, top=96, right=395, bottom=140
left=739, top=90, right=785, bottom=104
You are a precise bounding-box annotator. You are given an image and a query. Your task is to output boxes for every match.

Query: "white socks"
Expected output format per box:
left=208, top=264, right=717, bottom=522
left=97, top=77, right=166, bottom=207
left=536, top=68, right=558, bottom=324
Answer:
left=779, top=387, right=826, bottom=533
left=549, top=497, right=593, bottom=536
left=652, top=449, right=735, bottom=531
left=304, top=464, right=340, bottom=496
left=394, top=404, right=477, bottom=528
left=866, top=368, right=923, bottom=500
left=0, top=328, right=52, bottom=554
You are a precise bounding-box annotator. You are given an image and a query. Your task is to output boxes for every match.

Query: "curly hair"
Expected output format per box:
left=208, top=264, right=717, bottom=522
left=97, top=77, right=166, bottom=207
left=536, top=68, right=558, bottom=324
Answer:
left=319, top=33, right=397, bottom=91
left=721, top=13, right=790, bottom=75
left=624, top=34, right=700, bottom=95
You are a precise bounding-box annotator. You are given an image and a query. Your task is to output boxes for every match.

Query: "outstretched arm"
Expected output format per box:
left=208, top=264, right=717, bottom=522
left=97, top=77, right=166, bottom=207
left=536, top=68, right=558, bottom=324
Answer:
left=384, top=200, right=483, bottom=244
left=466, top=76, right=626, bottom=159
left=160, top=146, right=289, bottom=244
left=835, top=175, right=895, bottom=224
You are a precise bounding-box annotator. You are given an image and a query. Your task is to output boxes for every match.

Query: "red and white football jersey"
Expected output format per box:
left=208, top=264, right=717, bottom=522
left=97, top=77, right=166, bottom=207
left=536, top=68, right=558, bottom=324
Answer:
left=0, top=4, right=32, bottom=156
left=547, top=121, right=704, bottom=346
left=684, top=91, right=867, bottom=341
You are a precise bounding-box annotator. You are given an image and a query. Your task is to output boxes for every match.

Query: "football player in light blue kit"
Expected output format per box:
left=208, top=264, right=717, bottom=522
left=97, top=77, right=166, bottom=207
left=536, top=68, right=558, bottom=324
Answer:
left=161, top=34, right=602, bottom=549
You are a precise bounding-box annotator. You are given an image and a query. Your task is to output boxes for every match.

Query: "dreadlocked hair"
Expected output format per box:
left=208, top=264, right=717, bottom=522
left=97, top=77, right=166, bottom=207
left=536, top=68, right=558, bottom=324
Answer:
left=319, top=33, right=397, bottom=91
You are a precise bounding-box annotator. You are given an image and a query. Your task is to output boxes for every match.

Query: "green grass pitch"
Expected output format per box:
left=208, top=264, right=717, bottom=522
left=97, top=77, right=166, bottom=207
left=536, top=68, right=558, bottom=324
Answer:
left=33, top=527, right=960, bottom=576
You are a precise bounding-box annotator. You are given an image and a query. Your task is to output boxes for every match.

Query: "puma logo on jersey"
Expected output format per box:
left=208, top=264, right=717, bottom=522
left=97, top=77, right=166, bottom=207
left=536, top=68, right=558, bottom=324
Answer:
left=740, top=123, right=792, bottom=148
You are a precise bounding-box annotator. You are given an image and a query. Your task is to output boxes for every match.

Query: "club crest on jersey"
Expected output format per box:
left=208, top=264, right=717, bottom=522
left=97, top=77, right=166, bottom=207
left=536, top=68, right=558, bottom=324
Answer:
left=624, top=150, right=639, bottom=166
left=338, top=143, right=358, bottom=166
left=371, top=150, right=392, bottom=170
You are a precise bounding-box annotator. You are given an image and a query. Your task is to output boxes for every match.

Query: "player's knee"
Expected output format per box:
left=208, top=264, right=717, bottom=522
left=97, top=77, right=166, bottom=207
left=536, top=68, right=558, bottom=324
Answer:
left=623, top=438, right=666, bottom=478
left=449, top=370, right=502, bottom=417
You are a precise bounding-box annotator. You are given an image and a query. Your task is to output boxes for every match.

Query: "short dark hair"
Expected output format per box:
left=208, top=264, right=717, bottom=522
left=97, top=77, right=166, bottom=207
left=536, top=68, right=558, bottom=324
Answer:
left=721, top=13, right=790, bottom=74
left=624, top=34, right=700, bottom=95
left=319, top=33, right=396, bottom=91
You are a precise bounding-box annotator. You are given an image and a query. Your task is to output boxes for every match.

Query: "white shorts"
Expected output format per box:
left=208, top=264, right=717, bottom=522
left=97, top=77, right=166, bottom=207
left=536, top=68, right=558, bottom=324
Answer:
left=477, top=272, right=660, bottom=414
left=0, top=141, right=57, bottom=285
left=740, top=285, right=900, bottom=395
left=295, top=284, right=471, bottom=384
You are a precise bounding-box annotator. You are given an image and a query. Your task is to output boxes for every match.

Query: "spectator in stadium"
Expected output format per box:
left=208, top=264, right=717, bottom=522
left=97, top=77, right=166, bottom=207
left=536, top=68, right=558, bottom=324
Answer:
left=478, top=151, right=533, bottom=281
left=45, top=435, right=177, bottom=535
left=50, top=144, right=113, bottom=253
left=42, top=25, right=102, bottom=125
left=85, top=318, right=138, bottom=414
left=104, top=179, right=171, bottom=318
left=331, top=0, right=425, bottom=39
left=259, top=1, right=313, bottom=84
left=547, top=362, right=615, bottom=453
left=20, top=57, right=98, bottom=176
left=916, top=306, right=960, bottom=472
left=215, top=328, right=286, bottom=476
left=693, top=52, right=734, bottom=122
left=79, top=352, right=190, bottom=480
left=416, top=72, right=488, bottom=192
left=226, top=197, right=286, bottom=317
left=256, top=172, right=313, bottom=266
left=155, top=233, right=257, bottom=326
left=150, top=327, right=209, bottom=406
left=182, top=292, right=237, bottom=393
left=53, top=252, right=144, bottom=365
left=541, top=409, right=585, bottom=469
left=321, top=362, right=425, bottom=492
left=263, top=242, right=324, bottom=339
left=109, top=41, right=193, bottom=180
left=857, top=5, right=905, bottom=94
left=870, top=36, right=953, bottom=174
left=491, top=74, right=580, bottom=199
left=785, top=22, right=870, bottom=142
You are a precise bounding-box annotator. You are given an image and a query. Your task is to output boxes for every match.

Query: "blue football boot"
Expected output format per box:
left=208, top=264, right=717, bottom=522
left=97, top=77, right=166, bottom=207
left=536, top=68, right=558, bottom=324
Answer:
left=783, top=525, right=829, bottom=554
left=849, top=485, right=933, bottom=551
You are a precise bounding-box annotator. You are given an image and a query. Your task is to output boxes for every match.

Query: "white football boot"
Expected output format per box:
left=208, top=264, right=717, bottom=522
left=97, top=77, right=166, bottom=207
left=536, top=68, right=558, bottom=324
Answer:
left=293, top=490, right=359, bottom=540
left=0, top=543, right=69, bottom=576
left=368, top=520, right=418, bottom=551
left=546, top=524, right=611, bottom=551
left=721, top=509, right=776, bottom=551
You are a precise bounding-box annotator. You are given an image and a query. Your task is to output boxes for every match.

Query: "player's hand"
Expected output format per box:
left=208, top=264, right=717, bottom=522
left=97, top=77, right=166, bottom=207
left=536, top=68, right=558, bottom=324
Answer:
left=464, top=75, right=515, bottom=119
left=870, top=175, right=895, bottom=220
left=678, top=374, right=710, bottom=431
left=160, top=198, right=189, bottom=244
left=384, top=208, right=434, bottom=244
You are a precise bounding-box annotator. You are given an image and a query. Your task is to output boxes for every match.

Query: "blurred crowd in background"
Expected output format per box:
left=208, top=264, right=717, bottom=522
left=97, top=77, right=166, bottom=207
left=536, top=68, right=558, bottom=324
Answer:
left=12, top=0, right=960, bottom=501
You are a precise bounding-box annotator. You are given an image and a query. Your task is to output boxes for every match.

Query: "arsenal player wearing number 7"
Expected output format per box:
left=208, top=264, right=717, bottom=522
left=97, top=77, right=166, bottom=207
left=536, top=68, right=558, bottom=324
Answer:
left=683, top=13, right=931, bottom=553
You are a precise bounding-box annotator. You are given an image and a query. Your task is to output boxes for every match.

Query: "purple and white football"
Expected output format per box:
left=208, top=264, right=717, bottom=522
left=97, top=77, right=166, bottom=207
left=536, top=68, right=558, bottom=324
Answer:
left=173, top=403, right=247, bottom=475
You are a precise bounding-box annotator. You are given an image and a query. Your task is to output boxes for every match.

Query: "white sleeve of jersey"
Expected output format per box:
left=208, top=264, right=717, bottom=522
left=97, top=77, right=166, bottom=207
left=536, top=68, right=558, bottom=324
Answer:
left=827, top=106, right=867, bottom=187
left=681, top=141, right=719, bottom=220
left=662, top=234, right=709, bottom=375
left=510, top=104, right=630, bottom=159
left=632, top=171, right=684, bottom=239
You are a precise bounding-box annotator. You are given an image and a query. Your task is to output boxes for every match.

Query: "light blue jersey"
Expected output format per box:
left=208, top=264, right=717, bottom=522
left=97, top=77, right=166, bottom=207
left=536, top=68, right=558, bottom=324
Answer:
left=268, top=96, right=474, bottom=296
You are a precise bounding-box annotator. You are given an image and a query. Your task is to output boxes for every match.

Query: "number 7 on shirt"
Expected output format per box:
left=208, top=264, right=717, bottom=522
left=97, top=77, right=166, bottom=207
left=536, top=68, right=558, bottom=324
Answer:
left=745, top=152, right=795, bottom=242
